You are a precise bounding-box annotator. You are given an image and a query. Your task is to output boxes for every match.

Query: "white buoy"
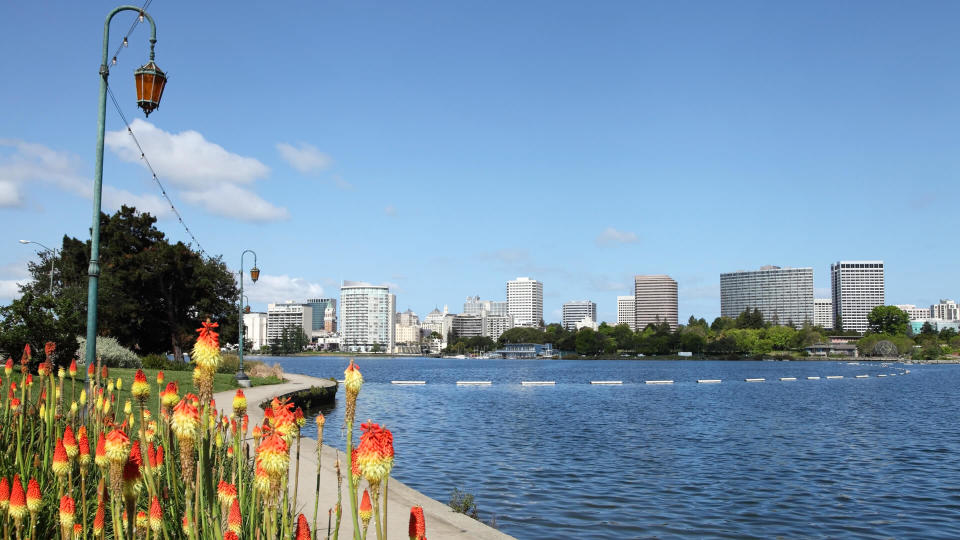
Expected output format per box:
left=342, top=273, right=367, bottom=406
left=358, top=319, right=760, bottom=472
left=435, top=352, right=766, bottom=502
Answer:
left=780, top=377, right=797, bottom=381
left=697, top=379, right=722, bottom=384
left=826, top=375, right=843, bottom=379
left=745, top=378, right=765, bottom=382
left=590, top=381, right=622, bottom=385
left=456, top=381, right=492, bottom=386
left=905, top=370, right=911, bottom=374
left=878, top=374, right=887, bottom=377
left=390, top=381, right=426, bottom=385
left=856, top=374, right=869, bottom=378
left=336, top=379, right=346, bottom=383
left=521, top=381, right=555, bottom=386
left=645, top=380, right=674, bottom=385
left=807, top=376, right=821, bottom=380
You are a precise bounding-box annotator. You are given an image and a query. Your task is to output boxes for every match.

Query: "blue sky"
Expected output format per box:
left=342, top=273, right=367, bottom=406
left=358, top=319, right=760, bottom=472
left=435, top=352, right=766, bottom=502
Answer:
left=1, top=0, right=957, bottom=324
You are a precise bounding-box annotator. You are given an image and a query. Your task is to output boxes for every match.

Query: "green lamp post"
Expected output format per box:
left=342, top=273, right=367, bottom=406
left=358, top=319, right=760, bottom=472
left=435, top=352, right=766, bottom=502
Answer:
left=236, top=250, right=259, bottom=386
left=85, top=6, right=167, bottom=366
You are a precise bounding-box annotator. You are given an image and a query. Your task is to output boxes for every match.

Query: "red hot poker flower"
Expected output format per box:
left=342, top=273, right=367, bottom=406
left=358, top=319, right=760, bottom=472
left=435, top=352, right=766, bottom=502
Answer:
left=44, top=341, right=55, bottom=359
left=52, top=439, right=70, bottom=477
left=149, top=496, right=163, bottom=532
left=0, top=477, right=9, bottom=510
left=295, top=513, right=311, bottom=540
left=409, top=505, right=427, bottom=540
left=26, top=478, right=41, bottom=514
left=228, top=498, right=242, bottom=533
left=69, top=359, right=77, bottom=377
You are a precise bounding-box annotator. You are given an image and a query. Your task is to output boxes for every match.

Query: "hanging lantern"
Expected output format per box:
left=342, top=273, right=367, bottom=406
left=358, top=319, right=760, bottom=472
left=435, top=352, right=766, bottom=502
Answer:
left=244, top=305, right=251, bottom=314
left=134, top=61, right=167, bottom=117
left=250, top=267, right=260, bottom=283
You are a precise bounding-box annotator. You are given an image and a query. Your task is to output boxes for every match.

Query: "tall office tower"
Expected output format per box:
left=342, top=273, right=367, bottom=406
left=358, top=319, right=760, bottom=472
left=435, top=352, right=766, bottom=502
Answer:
left=323, top=305, right=336, bottom=332
left=305, top=298, right=337, bottom=333
left=507, top=277, right=543, bottom=327
left=894, top=304, right=932, bottom=321
left=617, top=296, right=636, bottom=330
left=266, top=302, right=313, bottom=345
left=464, top=296, right=510, bottom=317
left=720, top=266, right=814, bottom=326
left=340, top=281, right=396, bottom=353
left=831, top=261, right=885, bottom=334
left=931, top=299, right=959, bottom=321
left=562, top=300, right=598, bottom=330
left=634, top=275, right=678, bottom=331
left=242, top=312, right=269, bottom=351
left=814, top=298, right=834, bottom=329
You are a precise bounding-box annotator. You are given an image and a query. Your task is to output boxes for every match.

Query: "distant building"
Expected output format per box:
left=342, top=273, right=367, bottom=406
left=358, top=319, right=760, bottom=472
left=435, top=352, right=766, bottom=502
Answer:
left=452, top=314, right=483, bottom=339
left=463, top=296, right=509, bottom=317
left=340, top=281, right=396, bottom=353
left=266, top=302, right=313, bottom=345
left=910, top=319, right=960, bottom=334
left=494, top=343, right=554, bottom=359
left=720, top=266, right=814, bottom=326
left=422, top=306, right=454, bottom=345
left=931, top=300, right=959, bottom=321
left=831, top=261, right=885, bottom=334
left=507, top=277, right=543, bottom=327
left=305, top=298, right=337, bottom=333
left=895, top=304, right=932, bottom=321
left=635, top=275, right=678, bottom=331
left=575, top=317, right=599, bottom=331
left=804, top=342, right=858, bottom=358
left=814, top=298, right=834, bottom=329
left=482, top=314, right=513, bottom=340
left=324, top=305, right=336, bottom=333
left=242, top=312, right=268, bottom=351
left=395, top=309, right=421, bottom=345
left=562, top=301, right=598, bottom=330
left=617, top=296, right=636, bottom=330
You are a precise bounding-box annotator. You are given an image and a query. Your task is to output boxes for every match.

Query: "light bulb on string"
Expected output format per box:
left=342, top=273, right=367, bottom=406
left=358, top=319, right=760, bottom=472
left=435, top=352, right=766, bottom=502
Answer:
left=123, top=37, right=128, bottom=47
left=138, top=11, right=144, bottom=22
left=111, top=56, right=117, bottom=65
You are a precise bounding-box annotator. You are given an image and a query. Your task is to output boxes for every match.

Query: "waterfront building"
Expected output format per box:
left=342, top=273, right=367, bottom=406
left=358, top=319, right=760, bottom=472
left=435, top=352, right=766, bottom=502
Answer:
left=931, top=299, right=959, bottom=321
left=617, top=295, right=636, bottom=330
left=464, top=296, right=509, bottom=317
left=422, top=307, right=452, bottom=339
left=242, top=311, right=268, bottom=351
left=635, top=275, right=678, bottom=331
left=575, top=317, right=599, bottom=331
left=323, top=305, right=335, bottom=333
left=507, top=277, right=543, bottom=327
left=305, top=298, right=337, bottom=333
left=395, top=309, right=421, bottom=345
left=910, top=319, right=960, bottom=334
left=452, top=314, right=484, bottom=338
left=339, top=281, right=396, bottom=353
left=494, top=343, right=554, bottom=359
left=266, top=302, right=313, bottom=345
left=895, top=304, right=932, bottom=321
left=562, top=300, right=598, bottom=330
left=720, top=266, right=814, bottom=326
left=831, top=261, right=885, bottom=334
left=482, top=314, right=514, bottom=340
left=814, top=298, right=834, bottom=329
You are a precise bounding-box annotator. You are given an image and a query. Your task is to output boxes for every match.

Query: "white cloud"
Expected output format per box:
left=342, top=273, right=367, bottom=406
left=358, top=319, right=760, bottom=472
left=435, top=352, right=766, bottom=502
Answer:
left=0, top=279, right=25, bottom=301
left=596, top=227, right=639, bottom=246
left=384, top=204, right=397, bottom=216
left=181, top=184, right=289, bottom=222
left=244, top=274, right=325, bottom=304
left=276, top=142, right=332, bottom=174
left=0, top=260, right=30, bottom=302
left=0, top=180, right=21, bottom=207
left=333, top=175, right=354, bottom=190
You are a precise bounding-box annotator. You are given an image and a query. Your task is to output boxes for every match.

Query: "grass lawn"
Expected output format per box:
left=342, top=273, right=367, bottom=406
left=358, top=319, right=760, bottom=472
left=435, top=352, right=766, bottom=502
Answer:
left=87, top=367, right=240, bottom=418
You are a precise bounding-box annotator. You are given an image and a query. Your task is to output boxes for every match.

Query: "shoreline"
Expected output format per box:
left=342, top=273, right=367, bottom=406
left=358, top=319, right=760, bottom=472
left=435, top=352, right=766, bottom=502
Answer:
left=214, top=372, right=514, bottom=540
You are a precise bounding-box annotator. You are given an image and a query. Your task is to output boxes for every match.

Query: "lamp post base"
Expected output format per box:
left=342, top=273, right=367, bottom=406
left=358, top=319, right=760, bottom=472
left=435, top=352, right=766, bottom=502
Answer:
left=235, top=371, right=251, bottom=388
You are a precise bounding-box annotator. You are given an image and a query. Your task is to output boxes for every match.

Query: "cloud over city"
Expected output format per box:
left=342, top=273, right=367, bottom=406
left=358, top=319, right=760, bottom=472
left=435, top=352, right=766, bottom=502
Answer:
left=276, top=142, right=332, bottom=174
left=596, top=227, right=639, bottom=246
left=242, top=274, right=326, bottom=305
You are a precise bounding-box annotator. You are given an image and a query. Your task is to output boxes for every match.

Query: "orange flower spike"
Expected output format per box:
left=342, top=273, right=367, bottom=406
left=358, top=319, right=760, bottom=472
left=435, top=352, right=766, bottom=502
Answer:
left=24, top=374, right=32, bottom=386
left=359, top=490, right=373, bottom=525
left=72, top=524, right=82, bottom=540
left=295, top=407, right=306, bottom=428
left=44, top=341, right=55, bottom=359
left=124, top=441, right=143, bottom=484
left=224, top=532, right=240, bottom=540
left=94, top=433, right=108, bottom=468
left=63, top=425, right=79, bottom=459
left=93, top=498, right=105, bottom=535
left=227, top=498, right=243, bottom=533
left=252, top=462, right=272, bottom=496
left=69, top=359, right=77, bottom=378
left=9, top=397, right=20, bottom=413
left=59, top=495, right=76, bottom=529
left=233, top=389, right=247, bottom=417
left=52, top=438, right=70, bottom=477
left=156, top=371, right=164, bottom=385
left=87, top=363, right=95, bottom=378
left=409, top=505, right=427, bottom=540
left=154, top=444, right=164, bottom=469
left=78, top=432, right=91, bottom=467
left=0, top=477, right=9, bottom=512
left=355, top=422, right=395, bottom=483
left=8, top=475, right=26, bottom=523
left=171, top=396, right=200, bottom=442
left=3, top=357, right=11, bottom=376
left=105, top=428, right=130, bottom=464
left=193, top=320, right=222, bottom=371
left=26, top=478, right=41, bottom=514
left=21, top=344, right=31, bottom=364
left=242, top=414, right=249, bottom=434
left=149, top=496, right=163, bottom=533
left=131, top=369, right=150, bottom=403
left=161, top=381, right=180, bottom=409
left=217, top=481, right=237, bottom=506
left=256, top=433, right=290, bottom=478
left=136, top=510, right=148, bottom=531
left=295, top=513, right=312, bottom=540
left=100, top=365, right=108, bottom=380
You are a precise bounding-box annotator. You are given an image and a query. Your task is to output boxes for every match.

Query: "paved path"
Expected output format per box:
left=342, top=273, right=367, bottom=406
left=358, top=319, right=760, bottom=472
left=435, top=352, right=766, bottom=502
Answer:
left=214, top=373, right=515, bottom=540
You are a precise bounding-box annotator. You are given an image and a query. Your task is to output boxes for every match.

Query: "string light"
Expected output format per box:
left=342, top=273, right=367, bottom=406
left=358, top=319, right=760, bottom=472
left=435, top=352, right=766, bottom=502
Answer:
left=112, top=56, right=117, bottom=65
left=123, top=37, right=128, bottom=47
left=138, top=11, right=144, bottom=23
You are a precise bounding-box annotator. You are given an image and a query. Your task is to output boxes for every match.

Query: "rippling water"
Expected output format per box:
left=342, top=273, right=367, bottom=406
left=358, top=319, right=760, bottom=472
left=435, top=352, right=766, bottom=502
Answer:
left=270, top=357, right=960, bottom=539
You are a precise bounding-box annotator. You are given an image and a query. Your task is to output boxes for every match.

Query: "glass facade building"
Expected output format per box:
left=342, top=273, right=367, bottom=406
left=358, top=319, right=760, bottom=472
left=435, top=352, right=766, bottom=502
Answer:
left=720, top=266, right=814, bottom=326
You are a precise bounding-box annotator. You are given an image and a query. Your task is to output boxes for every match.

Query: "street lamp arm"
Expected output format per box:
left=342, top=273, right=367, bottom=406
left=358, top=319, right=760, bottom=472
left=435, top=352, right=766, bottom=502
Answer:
left=101, top=6, right=158, bottom=71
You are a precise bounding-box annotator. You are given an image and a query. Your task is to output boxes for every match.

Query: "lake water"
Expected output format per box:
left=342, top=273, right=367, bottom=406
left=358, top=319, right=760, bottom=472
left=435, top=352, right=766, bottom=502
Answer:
left=270, top=357, right=960, bottom=539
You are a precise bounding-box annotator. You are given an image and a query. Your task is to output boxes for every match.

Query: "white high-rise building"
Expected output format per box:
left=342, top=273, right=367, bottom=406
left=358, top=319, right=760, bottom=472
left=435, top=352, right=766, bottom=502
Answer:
left=635, top=275, right=678, bottom=331
left=720, top=266, right=814, bottom=326
left=617, top=296, right=636, bottom=330
left=831, top=261, right=885, bottom=334
left=507, top=277, right=543, bottom=327
left=814, top=298, right=834, bottom=329
left=266, top=302, right=313, bottom=345
left=340, top=281, right=396, bottom=353
left=562, top=301, right=597, bottom=330
left=242, top=312, right=269, bottom=351
left=482, top=314, right=513, bottom=340
left=895, top=304, right=932, bottom=321
left=931, top=299, right=959, bottom=321
left=463, top=296, right=509, bottom=317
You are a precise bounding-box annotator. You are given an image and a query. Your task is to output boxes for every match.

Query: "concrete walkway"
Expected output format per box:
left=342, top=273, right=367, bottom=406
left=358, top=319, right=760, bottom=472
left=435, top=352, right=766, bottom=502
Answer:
left=214, top=373, right=515, bottom=540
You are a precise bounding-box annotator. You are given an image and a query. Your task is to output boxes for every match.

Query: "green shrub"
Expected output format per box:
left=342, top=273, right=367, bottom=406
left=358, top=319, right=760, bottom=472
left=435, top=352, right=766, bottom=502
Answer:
left=448, top=488, right=479, bottom=520
left=76, top=336, right=142, bottom=368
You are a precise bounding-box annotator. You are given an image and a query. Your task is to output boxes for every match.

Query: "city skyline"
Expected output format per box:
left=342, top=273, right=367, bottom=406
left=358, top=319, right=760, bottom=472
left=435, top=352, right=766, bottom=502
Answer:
left=1, top=1, right=958, bottom=325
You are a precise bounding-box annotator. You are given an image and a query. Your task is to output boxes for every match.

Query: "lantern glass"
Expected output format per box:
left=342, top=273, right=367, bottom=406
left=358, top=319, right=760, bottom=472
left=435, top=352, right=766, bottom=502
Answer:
left=134, top=61, right=167, bottom=117
left=250, top=267, right=260, bottom=283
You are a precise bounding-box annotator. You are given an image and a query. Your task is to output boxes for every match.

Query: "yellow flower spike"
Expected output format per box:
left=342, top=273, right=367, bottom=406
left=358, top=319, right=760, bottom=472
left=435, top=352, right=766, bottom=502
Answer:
left=107, top=381, right=114, bottom=393
left=58, top=367, right=66, bottom=380
left=95, top=396, right=103, bottom=411
left=124, top=400, right=132, bottom=415
left=128, top=413, right=136, bottom=427
left=79, top=389, right=87, bottom=406
left=215, top=431, right=223, bottom=448
left=39, top=403, right=46, bottom=418
left=70, top=402, right=78, bottom=414
left=116, top=377, right=122, bottom=390
left=103, top=399, right=111, bottom=415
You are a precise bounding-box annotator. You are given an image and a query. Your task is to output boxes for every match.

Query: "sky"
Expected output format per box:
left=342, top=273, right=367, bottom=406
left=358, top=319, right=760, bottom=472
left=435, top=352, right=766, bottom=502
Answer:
left=1, top=0, right=958, bottom=324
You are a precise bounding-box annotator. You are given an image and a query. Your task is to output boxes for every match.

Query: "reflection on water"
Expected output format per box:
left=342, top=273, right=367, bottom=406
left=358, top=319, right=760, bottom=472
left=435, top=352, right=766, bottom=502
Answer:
left=271, top=357, right=960, bottom=540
